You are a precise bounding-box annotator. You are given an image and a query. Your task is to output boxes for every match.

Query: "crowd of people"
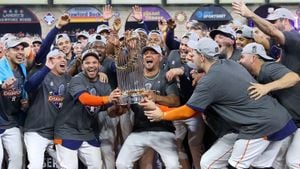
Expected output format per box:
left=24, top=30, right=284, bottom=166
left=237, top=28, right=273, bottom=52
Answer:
left=0, top=1, right=299, bottom=169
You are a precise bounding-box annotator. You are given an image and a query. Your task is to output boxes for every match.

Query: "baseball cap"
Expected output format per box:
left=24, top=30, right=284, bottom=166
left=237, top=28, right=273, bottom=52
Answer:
left=46, top=49, right=65, bottom=59
left=187, top=37, right=219, bottom=59
left=209, top=25, right=236, bottom=40
left=5, top=37, right=29, bottom=49
left=181, top=32, right=199, bottom=41
left=32, top=36, right=42, bottom=44
left=266, top=8, right=295, bottom=21
left=142, top=45, right=162, bottom=56
left=242, top=43, right=275, bottom=61
left=76, top=31, right=89, bottom=39
left=135, top=28, right=147, bottom=35
left=88, top=34, right=107, bottom=45
left=96, top=24, right=110, bottom=34
left=236, top=25, right=253, bottom=39
left=81, top=49, right=100, bottom=61
left=148, top=30, right=163, bottom=39
left=187, top=20, right=208, bottom=31
left=55, top=33, right=70, bottom=45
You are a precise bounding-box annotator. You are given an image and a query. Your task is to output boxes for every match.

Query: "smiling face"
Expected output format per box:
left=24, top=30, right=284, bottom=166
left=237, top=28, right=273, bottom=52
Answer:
left=179, top=38, right=190, bottom=62
left=32, top=42, right=41, bottom=54
left=236, top=34, right=254, bottom=49
left=81, top=56, right=100, bottom=80
left=89, top=41, right=106, bottom=62
left=6, top=45, right=26, bottom=66
left=56, top=38, right=72, bottom=55
left=143, top=49, right=161, bottom=72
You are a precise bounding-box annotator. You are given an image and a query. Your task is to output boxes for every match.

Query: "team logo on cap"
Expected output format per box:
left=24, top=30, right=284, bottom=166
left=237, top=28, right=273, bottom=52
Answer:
left=215, top=47, right=219, bottom=53
left=252, top=46, right=257, bottom=53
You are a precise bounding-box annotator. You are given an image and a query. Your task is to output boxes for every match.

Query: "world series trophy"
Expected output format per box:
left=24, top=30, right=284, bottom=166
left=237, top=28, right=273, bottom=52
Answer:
left=115, top=31, right=146, bottom=105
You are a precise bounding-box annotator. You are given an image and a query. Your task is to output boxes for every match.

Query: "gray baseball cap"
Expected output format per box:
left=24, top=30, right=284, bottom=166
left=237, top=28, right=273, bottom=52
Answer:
left=81, top=49, right=100, bottom=61
left=181, top=31, right=199, bottom=41
left=236, top=25, right=253, bottom=39
left=209, top=25, right=236, bottom=40
left=76, top=31, right=89, bottom=39
left=187, top=37, right=219, bottom=59
left=242, top=43, right=274, bottom=61
left=5, top=37, right=29, bottom=49
left=47, top=49, right=65, bottom=59
left=135, top=28, right=147, bottom=35
left=142, top=45, right=162, bottom=56
left=266, top=8, right=295, bottom=21
left=55, top=33, right=70, bottom=45
left=88, top=34, right=107, bottom=45
left=96, top=24, right=110, bottom=34
left=32, top=36, right=42, bottom=44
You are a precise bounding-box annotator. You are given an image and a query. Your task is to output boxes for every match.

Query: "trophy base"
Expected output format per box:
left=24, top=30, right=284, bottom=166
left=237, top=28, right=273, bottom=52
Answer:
left=118, top=94, right=143, bottom=105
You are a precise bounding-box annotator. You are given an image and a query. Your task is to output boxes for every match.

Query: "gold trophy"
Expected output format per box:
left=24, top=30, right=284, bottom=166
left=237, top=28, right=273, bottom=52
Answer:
left=115, top=31, right=145, bottom=105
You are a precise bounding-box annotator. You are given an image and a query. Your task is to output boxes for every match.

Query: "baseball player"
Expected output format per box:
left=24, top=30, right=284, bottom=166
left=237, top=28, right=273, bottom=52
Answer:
left=165, top=32, right=204, bottom=169
left=23, top=49, right=71, bottom=169
left=141, top=38, right=296, bottom=169
left=54, top=49, right=121, bottom=169
left=239, top=42, right=300, bottom=169
left=0, top=37, right=29, bottom=169
left=115, top=45, right=181, bottom=169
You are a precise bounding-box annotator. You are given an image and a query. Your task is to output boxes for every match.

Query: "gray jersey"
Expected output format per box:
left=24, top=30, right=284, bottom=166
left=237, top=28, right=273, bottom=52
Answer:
left=230, top=48, right=242, bottom=61
left=54, top=72, right=111, bottom=140
left=258, top=62, right=300, bottom=127
left=282, top=31, right=300, bottom=74
left=24, top=72, right=71, bottom=139
left=131, top=69, right=179, bottom=133
left=0, top=67, right=24, bottom=129
left=187, top=59, right=292, bottom=139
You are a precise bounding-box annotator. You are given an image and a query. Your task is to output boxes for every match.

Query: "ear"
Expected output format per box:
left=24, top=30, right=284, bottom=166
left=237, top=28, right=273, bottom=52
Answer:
left=200, top=54, right=205, bottom=62
left=251, top=55, right=257, bottom=63
left=81, top=62, right=84, bottom=70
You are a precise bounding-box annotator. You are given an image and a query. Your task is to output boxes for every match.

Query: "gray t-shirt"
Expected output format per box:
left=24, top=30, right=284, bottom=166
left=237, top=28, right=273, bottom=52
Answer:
left=187, top=59, right=292, bottom=139
left=54, top=72, right=111, bottom=140
left=282, top=31, right=300, bottom=74
left=0, top=67, right=24, bottom=129
left=24, top=72, right=71, bottom=139
left=131, top=69, right=179, bottom=133
left=258, top=62, right=300, bottom=127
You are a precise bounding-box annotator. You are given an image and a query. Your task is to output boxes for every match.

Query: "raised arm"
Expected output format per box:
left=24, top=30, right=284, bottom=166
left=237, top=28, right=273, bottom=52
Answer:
left=232, top=0, right=285, bottom=45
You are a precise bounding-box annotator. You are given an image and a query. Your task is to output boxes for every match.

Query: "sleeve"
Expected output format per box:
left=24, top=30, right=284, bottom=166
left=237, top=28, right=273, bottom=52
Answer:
left=163, top=105, right=199, bottom=121
left=136, top=22, right=149, bottom=34
left=34, top=27, right=60, bottom=65
left=165, top=79, right=180, bottom=97
left=264, top=63, right=292, bottom=81
left=282, top=31, right=300, bottom=52
left=165, top=29, right=180, bottom=50
left=78, top=93, right=110, bottom=106
left=186, top=78, right=214, bottom=112
left=24, top=66, right=51, bottom=92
